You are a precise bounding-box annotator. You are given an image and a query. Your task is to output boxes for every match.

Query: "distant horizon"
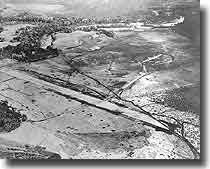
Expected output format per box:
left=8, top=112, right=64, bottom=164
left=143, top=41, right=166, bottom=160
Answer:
left=1, top=0, right=199, bottom=18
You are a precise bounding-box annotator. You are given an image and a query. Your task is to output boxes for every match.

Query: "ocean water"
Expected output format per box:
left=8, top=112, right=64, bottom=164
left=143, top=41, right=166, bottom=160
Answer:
left=128, top=0, right=200, bottom=46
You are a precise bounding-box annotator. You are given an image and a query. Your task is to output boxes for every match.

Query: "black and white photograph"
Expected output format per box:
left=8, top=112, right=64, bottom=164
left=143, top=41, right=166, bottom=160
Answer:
left=0, top=0, right=200, bottom=160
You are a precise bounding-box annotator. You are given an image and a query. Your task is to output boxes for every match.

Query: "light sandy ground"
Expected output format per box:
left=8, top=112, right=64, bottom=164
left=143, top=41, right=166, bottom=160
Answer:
left=0, top=69, right=194, bottom=159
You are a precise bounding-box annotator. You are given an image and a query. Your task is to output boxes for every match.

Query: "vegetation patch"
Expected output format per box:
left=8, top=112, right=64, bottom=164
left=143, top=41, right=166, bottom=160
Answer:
left=0, top=27, right=3, bottom=33
left=0, top=100, right=27, bottom=132
left=0, top=13, right=115, bottom=62
left=150, top=85, right=200, bottom=114
left=0, top=144, right=61, bottom=159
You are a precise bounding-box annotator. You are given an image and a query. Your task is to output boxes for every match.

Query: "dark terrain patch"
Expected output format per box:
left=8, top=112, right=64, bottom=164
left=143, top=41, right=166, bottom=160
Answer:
left=0, top=100, right=27, bottom=132
left=74, top=129, right=151, bottom=153
left=0, top=144, right=61, bottom=159
left=150, top=85, right=200, bottom=114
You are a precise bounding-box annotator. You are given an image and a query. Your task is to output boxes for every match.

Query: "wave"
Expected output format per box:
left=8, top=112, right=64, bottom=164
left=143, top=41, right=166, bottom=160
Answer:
left=143, top=16, right=185, bottom=28
left=76, top=16, right=185, bottom=33
left=160, top=16, right=185, bottom=27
